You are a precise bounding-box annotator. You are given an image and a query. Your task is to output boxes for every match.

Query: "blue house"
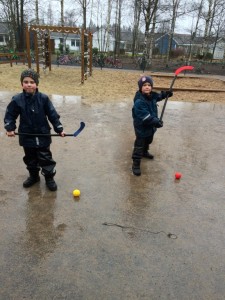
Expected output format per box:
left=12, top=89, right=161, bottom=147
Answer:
left=155, top=33, right=203, bottom=55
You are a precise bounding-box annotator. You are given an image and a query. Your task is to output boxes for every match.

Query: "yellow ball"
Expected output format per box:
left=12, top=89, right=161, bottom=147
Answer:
left=73, top=189, right=80, bottom=197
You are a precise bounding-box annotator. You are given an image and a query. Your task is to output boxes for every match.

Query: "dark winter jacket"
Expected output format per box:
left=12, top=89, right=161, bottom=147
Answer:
left=4, top=90, right=63, bottom=147
left=132, top=90, right=166, bottom=137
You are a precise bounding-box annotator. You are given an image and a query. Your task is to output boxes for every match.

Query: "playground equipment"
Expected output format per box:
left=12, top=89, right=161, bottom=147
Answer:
left=25, top=25, right=93, bottom=84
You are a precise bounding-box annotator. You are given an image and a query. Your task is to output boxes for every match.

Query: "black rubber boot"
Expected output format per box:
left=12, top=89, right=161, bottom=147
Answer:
left=23, top=172, right=40, bottom=188
left=132, top=160, right=141, bottom=176
left=143, top=151, right=154, bottom=159
left=45, top=173, right=57, bottom=191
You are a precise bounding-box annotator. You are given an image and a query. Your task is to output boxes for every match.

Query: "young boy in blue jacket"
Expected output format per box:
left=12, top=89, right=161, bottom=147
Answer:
left=4, top=69, right=65, bottom=191
left=132, top=75, right=173, bottom=176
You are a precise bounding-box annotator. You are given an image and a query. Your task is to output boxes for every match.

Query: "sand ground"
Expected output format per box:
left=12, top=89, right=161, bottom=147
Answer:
left=0, top=64, right=225, bottom=104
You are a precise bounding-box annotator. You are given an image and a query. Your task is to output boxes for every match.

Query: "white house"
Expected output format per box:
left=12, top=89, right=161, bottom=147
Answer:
left=92, top=28, right=115, bottom=52
left=50, top=32, right=81, bottom=52
left=209, top=38, right=225, bottom=60
left=0, top=22, right=9, bottom=47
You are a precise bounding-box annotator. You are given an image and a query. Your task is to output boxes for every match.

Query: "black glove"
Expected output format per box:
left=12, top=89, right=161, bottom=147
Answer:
left=166, top=90, right=173, bottom=97
left=154, top=119, right=163, bottom=128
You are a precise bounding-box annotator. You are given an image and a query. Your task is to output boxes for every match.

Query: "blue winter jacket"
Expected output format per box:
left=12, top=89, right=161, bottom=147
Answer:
left=132, top=90, right=166, bottom=137
left=4, top=90, right=63, bottom=147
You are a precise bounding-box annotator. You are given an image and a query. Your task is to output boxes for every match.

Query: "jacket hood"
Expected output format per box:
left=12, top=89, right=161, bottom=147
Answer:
left=133, top=91, right=142, bottom=103
left=133, top=91, right=152, bottom=103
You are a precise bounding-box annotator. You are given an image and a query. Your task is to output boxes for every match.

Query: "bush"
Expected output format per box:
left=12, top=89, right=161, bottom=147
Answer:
left=58, top=43, right=70, bottom=54
left=204, top=52, right=213, bottom=60
left=92, top=48, right=98, bottom=55
left=170, top=48, right=185, bottom=58
left=153, top=47, right=160, bottom=55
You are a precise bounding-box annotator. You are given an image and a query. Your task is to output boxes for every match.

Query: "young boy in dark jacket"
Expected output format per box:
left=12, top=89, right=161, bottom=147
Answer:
left=132, top=75, right=173, bottom=176
left=4, top=69, right=65, bottom=191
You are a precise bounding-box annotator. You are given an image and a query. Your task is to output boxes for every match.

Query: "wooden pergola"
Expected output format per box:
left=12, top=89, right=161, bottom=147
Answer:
left=25, top=25, right=92, bottom=83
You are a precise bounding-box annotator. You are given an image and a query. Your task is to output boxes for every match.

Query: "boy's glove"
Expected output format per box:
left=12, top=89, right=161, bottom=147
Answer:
left=154, top=119, right=163, bottom=128
left=166, top=91, right=173, bottom=97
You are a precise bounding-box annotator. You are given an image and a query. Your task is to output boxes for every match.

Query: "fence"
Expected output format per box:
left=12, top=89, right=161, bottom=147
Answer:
left=0, top=53, right=27, bottom=66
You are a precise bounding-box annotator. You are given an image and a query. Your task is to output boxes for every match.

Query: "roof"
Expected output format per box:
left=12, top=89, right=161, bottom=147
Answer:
left=50, top=32, right=80, bottom=39
left=0, top=22, right=9, bottom=34
left=155, top=32, right=225, bottom=46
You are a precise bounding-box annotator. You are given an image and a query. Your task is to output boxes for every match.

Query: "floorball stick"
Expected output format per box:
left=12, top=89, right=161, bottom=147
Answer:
left=15, top=121, right=85, bottom=137
left=159, top=65, right=194, bottom=121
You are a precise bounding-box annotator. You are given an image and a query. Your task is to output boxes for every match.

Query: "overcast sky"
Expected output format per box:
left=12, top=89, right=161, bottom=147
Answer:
left=46, top=0, right=197, bottom=35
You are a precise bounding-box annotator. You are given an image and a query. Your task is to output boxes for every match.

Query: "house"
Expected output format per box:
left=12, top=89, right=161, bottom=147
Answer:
left=92, top=28, right=115, bottom=52
left=0, top=22, right=10, bottom=48
left=50, top=32, right=81, bottom=52
left=120, top=30, right=146, bottom=53
left=154, top=33, right=225, bottom=60
left=92, top=27, right=133, bottom=53
left=154, top=33, right=203, bottom=55
left=208, top=37, right=225, bottom=59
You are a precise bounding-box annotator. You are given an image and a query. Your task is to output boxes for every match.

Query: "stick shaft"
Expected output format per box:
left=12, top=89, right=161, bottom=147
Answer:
left=159, top=65, right=194, bottom=121
left=15, top=133, right=74, bottom=136
left=160, top=76, right=177, bottom=121
left=15, top=121, right=85, bottom=137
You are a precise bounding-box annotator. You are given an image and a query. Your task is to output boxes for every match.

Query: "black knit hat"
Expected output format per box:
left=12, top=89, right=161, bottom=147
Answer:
left=20, top=69, right=39, bottom=85
left=138, top=76, right=153, bottom=90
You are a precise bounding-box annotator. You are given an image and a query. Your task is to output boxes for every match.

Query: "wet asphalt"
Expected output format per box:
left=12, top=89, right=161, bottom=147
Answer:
left=1, top=91, right=225, bottom=299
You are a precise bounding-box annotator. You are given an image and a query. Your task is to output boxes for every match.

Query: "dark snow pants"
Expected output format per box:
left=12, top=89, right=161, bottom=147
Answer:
left=132, top=135, right=154, bottom=160
left=23, top=147, right=56, bottom=176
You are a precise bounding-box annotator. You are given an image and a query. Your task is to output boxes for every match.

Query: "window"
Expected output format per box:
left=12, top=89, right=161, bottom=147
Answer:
left=0, top=35, right=4, bottom=42
left=71, top=39, right=75, bottom=47
left=76, top=40, right=80, bottom=47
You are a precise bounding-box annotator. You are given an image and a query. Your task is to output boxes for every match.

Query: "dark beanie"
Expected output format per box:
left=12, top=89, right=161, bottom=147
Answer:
left=138, top=76, right=153, bottom=90
left=20, top=69, right=39, bottom=85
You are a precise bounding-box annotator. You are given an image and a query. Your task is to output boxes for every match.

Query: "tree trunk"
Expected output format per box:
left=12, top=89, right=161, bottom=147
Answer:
left=60, top=0, right=66, bottom=53
left=19, top=0, right=24, bottom=51
left=132, top=0, right=141, bottom=56
left=35, top=0, right=39, bottom=25
left=8, top=0, right=17, bottom=50
left=201, top=0, right=213, bottom=58
left=187, top=0, right=203, bottom=62
left=166, top=0, right=180, bottom=65
left=142, top=0, right=159, bottom=70
left=148, top=4, right=158, bottom=65
left=105, top=0, right=112, bottom=53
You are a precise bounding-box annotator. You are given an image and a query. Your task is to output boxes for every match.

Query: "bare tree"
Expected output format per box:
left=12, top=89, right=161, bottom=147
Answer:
left=141, top=0, right=159, bottom=67
left=114, top=0, right=123, bottom=57
left=165, top=0, right=181, bottom=64
left=46, top=3, right=54, bottom=25
left=209, top=0, right=225, bottom=61
left=35, top=0, right=39, bottom=24
left=105, top=0, right=113, bottom=53
left=200, top=0, right=214, bottom=57
left=0, top=0, right=17, bottom=50
left=132, top=0, right=141, bottom=56
left=187, top=0, right=204, bottom=61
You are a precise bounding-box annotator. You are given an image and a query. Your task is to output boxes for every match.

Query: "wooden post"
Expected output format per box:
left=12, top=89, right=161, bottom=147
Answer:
left=48, top=34, right=52, bottom=71
left=81, top=29, right=85, bottom=84
left=26, top=25, right=31, bottom=68
left=34, top=31, right=39, bottom=74
left=89, top=32, right=93, bottom=76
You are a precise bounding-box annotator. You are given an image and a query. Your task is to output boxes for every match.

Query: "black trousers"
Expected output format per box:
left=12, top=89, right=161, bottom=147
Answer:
left=132, top=135, right=154, bottom=160
left=23, top=147, right=56, bottom=176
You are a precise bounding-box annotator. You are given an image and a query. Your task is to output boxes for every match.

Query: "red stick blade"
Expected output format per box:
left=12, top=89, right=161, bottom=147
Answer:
left=175, top=65, right=194, bottom=75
